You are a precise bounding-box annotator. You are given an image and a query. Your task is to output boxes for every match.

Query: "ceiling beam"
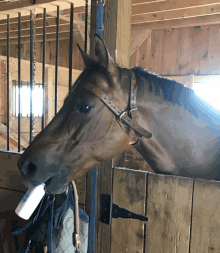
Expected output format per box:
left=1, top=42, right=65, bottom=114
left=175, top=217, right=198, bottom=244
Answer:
left=0, top=23, right=72, bottom=39
left=132, top=3, right=220, bottom=24
left=132, top=13, right=220, bottom=30
left=132, top=0, right=220, bottom=16
left=0, top=0, right=86, bottom=20
left=132, top=0, right=166, bottom=4
left=0, top=30, right=82, bottom=45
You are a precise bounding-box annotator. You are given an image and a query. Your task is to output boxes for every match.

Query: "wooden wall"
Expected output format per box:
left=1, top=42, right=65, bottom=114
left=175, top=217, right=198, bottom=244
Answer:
left=132, top=24, right=220, bottom=76
left=96, top=166, right=220, bottom=253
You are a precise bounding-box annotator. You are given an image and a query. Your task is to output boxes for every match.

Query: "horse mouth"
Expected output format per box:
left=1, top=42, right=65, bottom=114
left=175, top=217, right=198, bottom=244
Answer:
left=44, top=174, right=68, bottom=194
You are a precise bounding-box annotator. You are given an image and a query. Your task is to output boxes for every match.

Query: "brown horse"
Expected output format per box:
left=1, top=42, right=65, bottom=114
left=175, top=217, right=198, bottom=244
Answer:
left=17, top=34, right=220, bottom=194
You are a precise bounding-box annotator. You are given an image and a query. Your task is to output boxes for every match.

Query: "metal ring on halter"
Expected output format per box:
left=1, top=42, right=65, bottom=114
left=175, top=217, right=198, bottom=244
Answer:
left=119, top=111, right=127, bottom=120
left=129, top=107, right=137, bottom=114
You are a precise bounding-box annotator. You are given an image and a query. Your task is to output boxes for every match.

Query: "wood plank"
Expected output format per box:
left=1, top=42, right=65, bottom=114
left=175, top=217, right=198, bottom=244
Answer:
left=176, top=27, right=194, bottom=75
left=132, top=13, right=220, bottom=30
left=0, top=0, right=85, bottom=19
left=0, top=190, right=29, bottom=253
left=0, top=122, right=28, bottom=149
left=132, top=4, right=220, bottom=25
left=132, top=0, right=220, bottom=16
left=130, top=50, right=138, bottom=67
left=190, top=26, right=208, bottom=74
left=138, top=35, right=151, bottom=70
left=95, top=160, right=113, bottom=253
left=0, top=152, right=27, bottom=191
left=162, top=28, right=179, bottom=75
left=0, top=24, right=72, bottom=40
left=125, top=144, right=154, bottom=172
left=0, top=6, right=85, bottom=26
left=205, top=24, right=220, bottom=74
left=190, top=179, right=220, bottom=252
left=74, top=174, right=86, bottom=206
left=0, top=17, right=67, bottom=34
left=148, top=29, right=164, bottom=74
left=145, top=173, right=193, bottom=253
left=111, top=168, right=146, bottom=253
left=130, top=29, right=151, bottom=56
left=115, top=0, right=132, bottom=67
left=0, top=30, right=81, bottom=46
left=198, top=26, right=210, bottom=74
left=132, top=0, right=166, bottom=4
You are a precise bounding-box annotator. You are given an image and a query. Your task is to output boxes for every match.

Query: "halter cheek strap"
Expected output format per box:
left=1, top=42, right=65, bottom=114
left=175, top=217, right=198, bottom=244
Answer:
left=81, top=70, right=152, bottom=143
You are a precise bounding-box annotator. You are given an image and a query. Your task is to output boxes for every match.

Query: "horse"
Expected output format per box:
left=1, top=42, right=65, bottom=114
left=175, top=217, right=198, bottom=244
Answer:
left=17, top=34, right=220, bottom=195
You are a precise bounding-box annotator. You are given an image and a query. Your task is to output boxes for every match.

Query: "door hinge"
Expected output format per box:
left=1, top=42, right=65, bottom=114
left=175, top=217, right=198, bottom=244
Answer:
left=100, top=194, right=148, bottom=225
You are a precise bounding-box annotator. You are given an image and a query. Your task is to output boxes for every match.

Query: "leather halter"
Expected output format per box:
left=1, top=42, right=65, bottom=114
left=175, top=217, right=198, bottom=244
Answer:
left=82, top=69, right=152, bottom=144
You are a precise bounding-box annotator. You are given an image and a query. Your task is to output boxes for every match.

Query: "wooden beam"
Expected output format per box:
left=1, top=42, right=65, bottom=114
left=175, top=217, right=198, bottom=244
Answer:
left=0, top=24, right=73, bottom=40
left=130, top=29, right=151, bottom=56
left=132, top=4, right=220, bottom=24
left=0, top=6, right=85, bottom=26
left=0, top=16, right=67, bottom=34
left=0, top=122, right=28, bottom=148
left=0, top=0, right=86, bottom=20
left=132, top=0, right=166, bottom=4
left=0, top=30, right=81, bottom=45
left=132, top=0, right=220, bottom=16
left=132, top=13, right=220, bottom=30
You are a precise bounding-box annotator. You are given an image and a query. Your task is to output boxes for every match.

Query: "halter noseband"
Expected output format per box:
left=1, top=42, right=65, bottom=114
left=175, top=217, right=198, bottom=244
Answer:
left=82, top=69, right=152, bottom=144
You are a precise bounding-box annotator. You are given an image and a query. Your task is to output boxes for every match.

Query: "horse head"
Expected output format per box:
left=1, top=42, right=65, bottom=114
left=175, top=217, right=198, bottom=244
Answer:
left=17, top=35, right=132, bottom=194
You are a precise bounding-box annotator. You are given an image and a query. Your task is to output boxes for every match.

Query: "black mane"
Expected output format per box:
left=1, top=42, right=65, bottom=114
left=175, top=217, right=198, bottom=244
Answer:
left=132, top=67, right=220, bottom=126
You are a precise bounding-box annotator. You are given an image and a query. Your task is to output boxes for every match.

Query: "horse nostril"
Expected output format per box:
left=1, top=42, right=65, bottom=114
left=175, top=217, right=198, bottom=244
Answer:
left=18, top=161, right=38, bottom=176
left=26, top=162, right=37, bottom=176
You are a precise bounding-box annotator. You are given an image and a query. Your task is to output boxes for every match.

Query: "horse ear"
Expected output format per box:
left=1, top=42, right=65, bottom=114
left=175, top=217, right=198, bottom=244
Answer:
left=94, top=34, right=116, bottom=73
left=77, top=44, right=93, bottom=68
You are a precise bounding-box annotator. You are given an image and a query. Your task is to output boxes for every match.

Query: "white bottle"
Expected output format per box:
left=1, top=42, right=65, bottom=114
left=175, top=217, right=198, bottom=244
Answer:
left=15, top=183, right=46, bottom=220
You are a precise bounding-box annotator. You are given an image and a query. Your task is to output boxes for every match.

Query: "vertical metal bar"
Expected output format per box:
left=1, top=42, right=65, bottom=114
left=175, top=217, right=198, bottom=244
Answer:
left=7, top=14, right=10, bottom=151
left=84, top=0, right=88, bottom=54
left=30, top=10, right=33, bottom=144
left=68, top=3, right=74, bottom=94
left=18, top=12, right=21, bottom=152
left=88, top=1, right=98, bottom=252
left=42, top=8, right=46, bottom=130
left=89, top=2, right=105, bottom=252
left=55, top=5, right=59, bottom=115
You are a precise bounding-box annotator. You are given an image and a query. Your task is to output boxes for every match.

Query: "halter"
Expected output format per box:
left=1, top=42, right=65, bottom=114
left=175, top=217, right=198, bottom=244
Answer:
left=82, top=69, right=152, bottom=144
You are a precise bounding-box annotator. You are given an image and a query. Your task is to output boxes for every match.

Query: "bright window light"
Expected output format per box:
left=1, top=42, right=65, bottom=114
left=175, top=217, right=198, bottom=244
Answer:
left=13, top=83, right=43, bottom=117
left=193, top=77, right=220, bottom=112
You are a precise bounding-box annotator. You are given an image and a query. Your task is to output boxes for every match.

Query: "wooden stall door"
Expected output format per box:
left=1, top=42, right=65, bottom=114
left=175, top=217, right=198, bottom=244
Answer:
left=97, top=167, right=220, bottom=253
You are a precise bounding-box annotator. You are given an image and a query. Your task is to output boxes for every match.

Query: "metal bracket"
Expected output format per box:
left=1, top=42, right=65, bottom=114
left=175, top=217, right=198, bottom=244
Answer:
left=100, top=194, right=148, bottom=225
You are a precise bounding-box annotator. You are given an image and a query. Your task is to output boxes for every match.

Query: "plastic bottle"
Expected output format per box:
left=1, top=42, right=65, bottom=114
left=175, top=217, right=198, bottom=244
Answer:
left=15, top=183, right=46, bottom=220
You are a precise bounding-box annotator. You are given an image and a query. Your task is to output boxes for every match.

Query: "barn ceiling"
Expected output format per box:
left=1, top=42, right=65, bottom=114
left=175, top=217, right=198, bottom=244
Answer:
left=0, top=0, right=219, bottom=46
left=132, top=0, right=220, bottom=30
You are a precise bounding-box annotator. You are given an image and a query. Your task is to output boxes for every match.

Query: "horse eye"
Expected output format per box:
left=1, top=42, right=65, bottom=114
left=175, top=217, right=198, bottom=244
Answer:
left=76, top=103, right=92, bottom=114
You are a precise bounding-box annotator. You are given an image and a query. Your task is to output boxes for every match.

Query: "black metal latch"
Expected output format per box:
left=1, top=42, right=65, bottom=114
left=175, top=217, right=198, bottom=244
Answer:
left=100, top=194, right=148, bottom=225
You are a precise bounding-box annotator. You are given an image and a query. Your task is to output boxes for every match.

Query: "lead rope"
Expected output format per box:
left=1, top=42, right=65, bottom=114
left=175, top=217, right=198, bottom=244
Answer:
left=71, top=180, right=81, bottom=251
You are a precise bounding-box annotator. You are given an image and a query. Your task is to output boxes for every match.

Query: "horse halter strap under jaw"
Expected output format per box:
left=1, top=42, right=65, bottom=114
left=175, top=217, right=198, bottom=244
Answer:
left=82, top=69, right=152, bottom=144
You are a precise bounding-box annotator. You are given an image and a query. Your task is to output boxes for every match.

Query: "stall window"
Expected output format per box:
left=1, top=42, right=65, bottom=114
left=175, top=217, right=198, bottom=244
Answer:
left=13, top=81, right=43, bottom=117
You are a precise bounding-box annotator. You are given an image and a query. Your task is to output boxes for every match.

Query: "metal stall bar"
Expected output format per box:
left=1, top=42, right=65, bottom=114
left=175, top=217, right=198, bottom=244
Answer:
left=84, top=0, right=88, bottom=54
left=88, top=2, right=105, bottom=252
left=42, top=8, right=46, bottom=130
left=30, top=11, right=33, bottom=144
left=68, top=3, right=74, bottom=94
left=55, top=5, right=59, bottom=115
left=18, top=12, right=21, bottom=152
left=7, top=15, right=10, bottom=151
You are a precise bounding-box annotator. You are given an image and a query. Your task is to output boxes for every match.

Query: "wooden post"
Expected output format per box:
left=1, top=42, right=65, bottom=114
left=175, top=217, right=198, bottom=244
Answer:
left=92, top=1, right=132, bottom=252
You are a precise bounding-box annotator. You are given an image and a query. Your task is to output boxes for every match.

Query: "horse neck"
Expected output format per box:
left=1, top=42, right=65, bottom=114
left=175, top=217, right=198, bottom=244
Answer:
left=133, top=73, right=220, bottom=177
